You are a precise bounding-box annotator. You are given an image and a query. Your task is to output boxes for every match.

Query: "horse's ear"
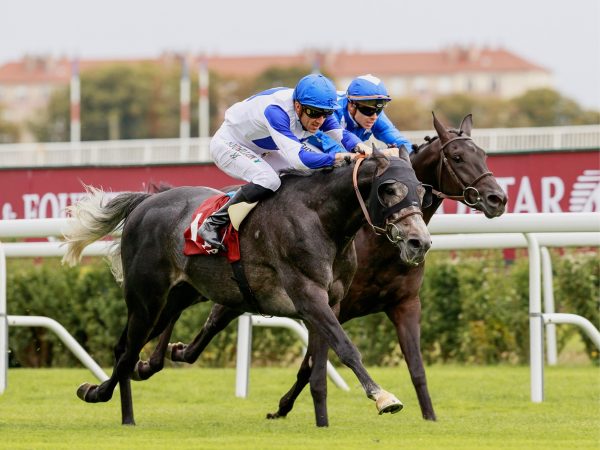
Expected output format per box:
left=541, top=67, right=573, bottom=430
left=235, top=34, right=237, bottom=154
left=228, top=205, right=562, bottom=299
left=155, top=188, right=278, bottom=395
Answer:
left=432, top=112, right=451, bottom=143
left=459, top=114, right=473, bottom=137
left=372, top=144, right=390, bottom=176
left=398, top=145, right=410, bottom=162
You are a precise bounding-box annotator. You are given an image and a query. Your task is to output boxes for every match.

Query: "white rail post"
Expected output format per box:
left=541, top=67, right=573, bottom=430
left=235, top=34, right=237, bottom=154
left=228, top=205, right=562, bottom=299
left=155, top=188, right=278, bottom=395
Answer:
left=526, top=233, right=544, bottom=402
left=541, top=247, right=558, bottom=365
left=0, top=244, right=7, bottom=393
left=235, top=314, right=253, bottom=398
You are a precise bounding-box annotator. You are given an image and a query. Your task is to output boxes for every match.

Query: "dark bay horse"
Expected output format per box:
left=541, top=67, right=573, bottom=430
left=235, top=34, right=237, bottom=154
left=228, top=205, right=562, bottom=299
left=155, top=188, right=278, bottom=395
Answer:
left=142, top=113, right=507, bottom=426
left=63, top=149, right=432, bottom=425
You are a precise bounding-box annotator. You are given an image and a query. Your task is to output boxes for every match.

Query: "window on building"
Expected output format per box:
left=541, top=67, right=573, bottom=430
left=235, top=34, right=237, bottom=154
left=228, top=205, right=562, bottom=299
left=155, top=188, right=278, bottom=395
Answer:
left=490, top=77, right=499, bottom=93
left=413, top=76, right=427, bottom=94
left=389, top=78, right=406, bottom=96
left=16, top=85, right=27, bottom=101
left=465, top=78, right=473, bottom=92
left=437, top=76, right=452, bottom=94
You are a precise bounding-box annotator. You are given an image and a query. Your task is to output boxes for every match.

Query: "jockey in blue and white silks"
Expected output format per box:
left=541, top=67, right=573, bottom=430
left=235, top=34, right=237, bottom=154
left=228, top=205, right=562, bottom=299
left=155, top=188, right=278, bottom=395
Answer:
left=307, top=74, right=413, bottom=155
left=200, top=74, right=363, bottom=250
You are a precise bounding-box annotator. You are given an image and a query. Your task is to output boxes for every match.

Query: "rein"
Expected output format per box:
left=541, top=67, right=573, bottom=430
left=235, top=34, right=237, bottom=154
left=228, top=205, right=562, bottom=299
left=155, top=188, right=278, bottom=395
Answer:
left=432, top=135, right=493, bottom=207
left=352, top=156, right=422, bottom=243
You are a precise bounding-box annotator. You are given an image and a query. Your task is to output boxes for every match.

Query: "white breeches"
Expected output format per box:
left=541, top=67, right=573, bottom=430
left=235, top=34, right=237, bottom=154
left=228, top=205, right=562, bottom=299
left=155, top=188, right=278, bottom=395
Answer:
left=209, top=127, right=294, bottom=191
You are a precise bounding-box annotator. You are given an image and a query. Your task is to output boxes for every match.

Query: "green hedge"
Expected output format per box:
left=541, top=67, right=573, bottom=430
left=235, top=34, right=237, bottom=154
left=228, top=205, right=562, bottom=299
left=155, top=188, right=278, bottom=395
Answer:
left=6, top=250, right=599, bottom=368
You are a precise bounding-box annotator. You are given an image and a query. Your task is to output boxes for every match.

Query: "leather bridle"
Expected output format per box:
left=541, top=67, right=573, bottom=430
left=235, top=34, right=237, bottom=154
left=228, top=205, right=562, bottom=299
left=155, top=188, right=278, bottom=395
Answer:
left=352, top=156, right=422, bottom=244
left=432, top=135, right=494, bottom=207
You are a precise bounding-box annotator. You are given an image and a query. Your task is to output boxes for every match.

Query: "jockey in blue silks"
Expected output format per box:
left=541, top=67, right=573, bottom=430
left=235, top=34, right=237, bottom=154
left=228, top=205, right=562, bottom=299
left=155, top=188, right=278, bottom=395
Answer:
left=307, top=74, right=413, bottom=156
left=199, top=74, right=364, bottom=250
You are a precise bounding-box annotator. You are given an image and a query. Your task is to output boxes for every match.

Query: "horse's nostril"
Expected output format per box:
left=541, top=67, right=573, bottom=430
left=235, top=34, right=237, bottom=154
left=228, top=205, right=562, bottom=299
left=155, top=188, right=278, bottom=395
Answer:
left=488, top=192, right=507, bottom=206
left=407, top=238, right=421, bottom=249
left=408, top=238, right=431, bottom=251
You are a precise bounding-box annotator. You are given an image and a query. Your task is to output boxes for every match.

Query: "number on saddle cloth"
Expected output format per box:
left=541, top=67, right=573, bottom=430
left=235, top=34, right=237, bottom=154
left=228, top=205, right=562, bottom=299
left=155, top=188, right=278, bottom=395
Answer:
left=183, top=194, right=242, bottom=262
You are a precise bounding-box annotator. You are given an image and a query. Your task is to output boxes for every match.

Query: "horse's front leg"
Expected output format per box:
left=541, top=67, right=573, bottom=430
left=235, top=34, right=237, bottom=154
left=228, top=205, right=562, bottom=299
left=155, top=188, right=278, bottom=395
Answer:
left=306, top=324, right=330, bottom=426
left=294, top=285, right=403, bottom=416
left=386, top=297, right=436, bottom=420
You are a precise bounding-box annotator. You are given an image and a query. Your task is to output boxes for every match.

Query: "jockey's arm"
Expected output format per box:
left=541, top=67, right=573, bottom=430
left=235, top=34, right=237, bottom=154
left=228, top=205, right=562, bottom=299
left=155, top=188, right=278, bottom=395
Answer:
left=320, top=115, right=362, bottom=151
left=264, top=105, right=336, bottom=170
left=372, top=112, right=413, bottom=152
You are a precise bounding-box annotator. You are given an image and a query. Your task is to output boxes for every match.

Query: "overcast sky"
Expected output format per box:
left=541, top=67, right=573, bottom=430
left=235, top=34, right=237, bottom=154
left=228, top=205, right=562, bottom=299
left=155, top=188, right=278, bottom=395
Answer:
left=2, top=0, right=599, bottom=109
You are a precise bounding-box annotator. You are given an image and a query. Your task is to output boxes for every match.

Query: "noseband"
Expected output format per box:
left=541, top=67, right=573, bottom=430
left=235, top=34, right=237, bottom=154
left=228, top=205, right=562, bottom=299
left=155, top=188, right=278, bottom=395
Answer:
left=433, top=135, right=493, bottom=207
left=352, top=157, right=422, bottom=244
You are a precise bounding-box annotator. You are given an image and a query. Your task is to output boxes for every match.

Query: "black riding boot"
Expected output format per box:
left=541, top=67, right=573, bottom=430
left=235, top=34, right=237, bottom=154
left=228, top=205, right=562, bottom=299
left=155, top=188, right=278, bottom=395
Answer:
left=198, top=189, right=246, bottom=251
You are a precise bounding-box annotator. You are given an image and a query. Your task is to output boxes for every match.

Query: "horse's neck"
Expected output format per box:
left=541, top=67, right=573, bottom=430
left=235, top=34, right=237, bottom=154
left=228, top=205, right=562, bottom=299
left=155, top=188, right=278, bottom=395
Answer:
left=410, top=141, right=445, bottom=224
left=410, top=141, right=440, bottom=188
left=293, top=164, right=374, bottom=244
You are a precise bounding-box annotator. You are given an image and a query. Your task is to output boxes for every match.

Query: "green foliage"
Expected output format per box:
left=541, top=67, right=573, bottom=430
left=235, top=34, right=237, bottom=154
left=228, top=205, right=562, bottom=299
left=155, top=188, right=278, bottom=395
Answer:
left=390, top=88, right=600, bottom=131
left=26, top=60, right=600, bottom=142
left=554, top=251, right=600, bottom=364
left=6, top=250, right=598, bottom=368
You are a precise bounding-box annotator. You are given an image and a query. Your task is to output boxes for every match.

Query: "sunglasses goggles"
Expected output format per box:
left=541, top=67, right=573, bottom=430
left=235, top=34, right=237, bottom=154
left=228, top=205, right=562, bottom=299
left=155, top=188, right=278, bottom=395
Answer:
left=353, top=100, right=386, bottom=117
left=302, top=105, right=335, bottom=119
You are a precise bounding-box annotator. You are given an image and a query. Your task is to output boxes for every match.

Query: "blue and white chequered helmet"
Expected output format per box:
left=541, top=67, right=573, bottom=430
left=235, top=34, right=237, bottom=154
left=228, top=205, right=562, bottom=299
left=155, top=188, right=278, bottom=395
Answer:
left=347, top=74, right=392, bottom=106
left=293, top=74, right=339, bottom=110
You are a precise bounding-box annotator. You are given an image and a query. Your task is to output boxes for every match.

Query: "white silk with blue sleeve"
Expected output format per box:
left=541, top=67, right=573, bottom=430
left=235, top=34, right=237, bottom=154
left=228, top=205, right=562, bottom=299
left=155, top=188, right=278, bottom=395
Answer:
left=222, top=88, right=360, bottom=170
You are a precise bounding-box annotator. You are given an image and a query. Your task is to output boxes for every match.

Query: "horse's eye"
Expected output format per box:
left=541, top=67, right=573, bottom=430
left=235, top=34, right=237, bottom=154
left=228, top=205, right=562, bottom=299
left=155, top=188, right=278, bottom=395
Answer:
left=452, top=155, right=462, bottom=162
left=385, top=186, right=396, bottom=196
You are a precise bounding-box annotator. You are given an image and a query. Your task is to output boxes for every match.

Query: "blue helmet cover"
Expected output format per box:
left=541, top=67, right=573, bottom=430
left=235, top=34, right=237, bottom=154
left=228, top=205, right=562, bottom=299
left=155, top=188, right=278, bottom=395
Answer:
left=347, top=74, right=392, bottom=102
left=293, top=74, right=339, bottom=110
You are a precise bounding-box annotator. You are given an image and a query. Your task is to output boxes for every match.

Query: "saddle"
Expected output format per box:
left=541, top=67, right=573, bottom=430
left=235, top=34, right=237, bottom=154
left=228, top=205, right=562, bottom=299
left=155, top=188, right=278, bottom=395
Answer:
left=183, top=194, right=241, bottom=262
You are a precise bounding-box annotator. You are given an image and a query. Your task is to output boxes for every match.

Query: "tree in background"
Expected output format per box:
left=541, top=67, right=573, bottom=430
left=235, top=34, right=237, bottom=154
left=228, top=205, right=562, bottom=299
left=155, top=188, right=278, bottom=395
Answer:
left=29, top=63, right=181, bottom=141
left=510, top=88, right=600, bottom=127
left=27, top=63, right=599, bottom=141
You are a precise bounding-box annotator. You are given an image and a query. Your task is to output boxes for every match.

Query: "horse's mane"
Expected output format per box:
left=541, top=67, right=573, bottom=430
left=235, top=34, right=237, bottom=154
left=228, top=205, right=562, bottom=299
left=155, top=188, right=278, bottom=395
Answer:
left=280, top=164, right=339, bottom=179
left=411, top=128, right=463, bottom=155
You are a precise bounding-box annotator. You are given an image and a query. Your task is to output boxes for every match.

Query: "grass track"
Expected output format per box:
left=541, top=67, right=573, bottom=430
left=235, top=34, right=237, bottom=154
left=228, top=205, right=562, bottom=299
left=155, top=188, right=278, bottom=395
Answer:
left=0, top=365, right=598, bottom=449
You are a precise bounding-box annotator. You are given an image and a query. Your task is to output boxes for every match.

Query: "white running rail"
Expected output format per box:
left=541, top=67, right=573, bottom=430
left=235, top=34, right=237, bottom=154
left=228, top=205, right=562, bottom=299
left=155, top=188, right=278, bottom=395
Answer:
left=0, top=213, right=598, bottom=403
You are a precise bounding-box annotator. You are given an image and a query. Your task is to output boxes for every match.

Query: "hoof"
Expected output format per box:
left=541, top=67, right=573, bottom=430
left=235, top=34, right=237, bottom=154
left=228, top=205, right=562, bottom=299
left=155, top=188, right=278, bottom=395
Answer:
left=266, top=412, right=286, bottom=420
left=77, top=382, right=95, bottom=402
left=375, top=391, right=403, bottom=415
left=166, top=342, right=185, bottom=361
left=131, top=361, right=144, bottom=381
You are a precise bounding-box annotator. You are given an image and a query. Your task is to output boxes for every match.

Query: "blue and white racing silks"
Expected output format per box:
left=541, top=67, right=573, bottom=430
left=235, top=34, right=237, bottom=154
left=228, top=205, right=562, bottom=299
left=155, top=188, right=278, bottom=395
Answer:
left=221, top=88, right=361, bottom=170
left=334, top=94, right=413, bottom=152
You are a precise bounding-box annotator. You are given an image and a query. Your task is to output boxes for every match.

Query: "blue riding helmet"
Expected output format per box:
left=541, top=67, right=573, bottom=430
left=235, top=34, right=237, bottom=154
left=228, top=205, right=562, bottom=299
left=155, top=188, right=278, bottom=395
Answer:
left=347, top=74, right=392, bottom=105
left=293, top=74, right=339, bottom=110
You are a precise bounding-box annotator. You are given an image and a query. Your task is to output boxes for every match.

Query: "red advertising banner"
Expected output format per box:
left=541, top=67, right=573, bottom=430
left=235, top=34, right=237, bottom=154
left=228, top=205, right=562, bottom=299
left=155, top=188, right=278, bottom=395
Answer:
left=0, top=150, right=598, bottom=220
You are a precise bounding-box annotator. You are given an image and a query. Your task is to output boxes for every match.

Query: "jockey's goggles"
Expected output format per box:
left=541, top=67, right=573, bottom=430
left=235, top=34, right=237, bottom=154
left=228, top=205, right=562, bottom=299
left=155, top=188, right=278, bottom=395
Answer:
left=353, top=100, right=388, bottom=117
left=356, top=104, right=384, bottom=117
left=302, top=105, right=335, bottom=119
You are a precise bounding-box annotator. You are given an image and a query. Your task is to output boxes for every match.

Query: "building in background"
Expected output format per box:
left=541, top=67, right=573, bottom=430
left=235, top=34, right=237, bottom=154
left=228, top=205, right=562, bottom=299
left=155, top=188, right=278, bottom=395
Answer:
left=0, top=46, right=553, bottom=142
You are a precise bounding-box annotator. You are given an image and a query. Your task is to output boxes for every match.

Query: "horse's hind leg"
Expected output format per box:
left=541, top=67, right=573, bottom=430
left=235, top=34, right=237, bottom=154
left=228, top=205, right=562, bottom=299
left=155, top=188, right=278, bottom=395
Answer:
left=132, top=316, right=179, bottom=381
left=77, top=285, right=168, bottom=425
left=386, top=299, right=436, bottom=420
left=169, top=303, right=242, bottom=363
left=266, top=351, right=312, bottom=420
left=134, top=282, right=202, bottom=380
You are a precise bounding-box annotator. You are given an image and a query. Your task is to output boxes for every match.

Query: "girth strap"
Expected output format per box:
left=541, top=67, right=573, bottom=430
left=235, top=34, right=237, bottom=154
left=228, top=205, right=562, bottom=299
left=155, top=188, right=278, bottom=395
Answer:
left=230, top=260, right=271, bottom=317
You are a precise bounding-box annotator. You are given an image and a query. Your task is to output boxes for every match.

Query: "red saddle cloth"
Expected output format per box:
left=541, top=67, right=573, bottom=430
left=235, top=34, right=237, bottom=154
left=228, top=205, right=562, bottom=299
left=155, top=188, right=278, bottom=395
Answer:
left=183, top=193, right=241, bottom=263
